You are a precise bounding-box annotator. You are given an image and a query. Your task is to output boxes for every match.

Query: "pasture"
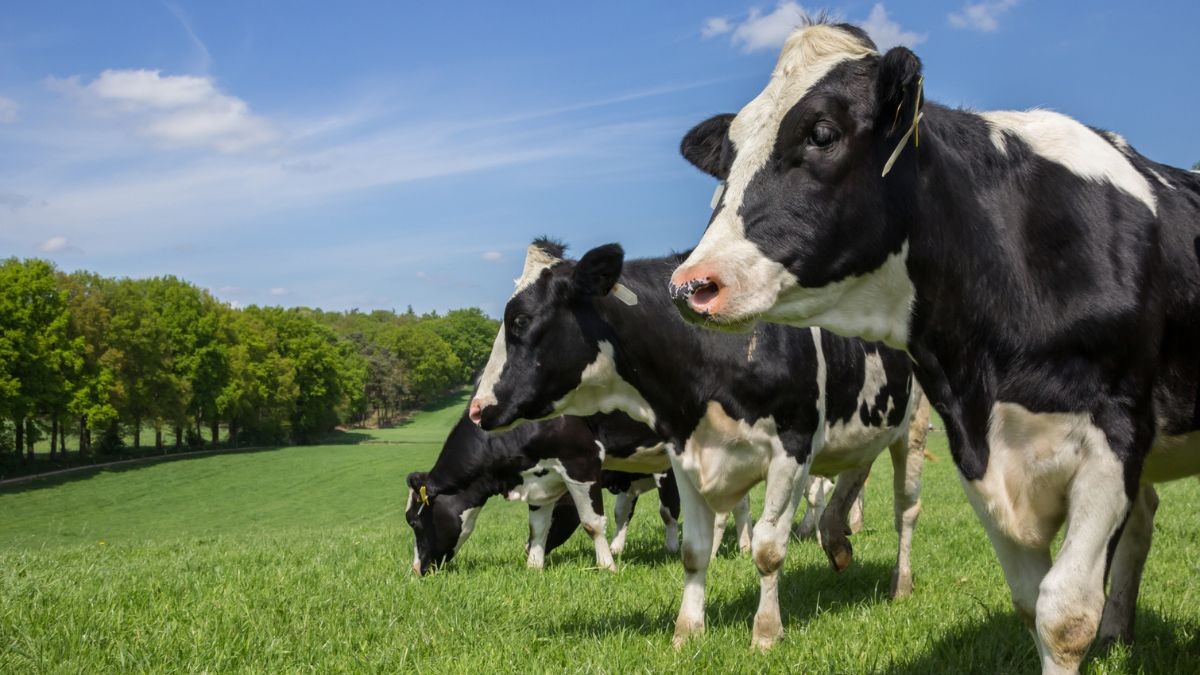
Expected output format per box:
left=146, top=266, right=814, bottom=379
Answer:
left=2, top=394, right=1197, bottom=673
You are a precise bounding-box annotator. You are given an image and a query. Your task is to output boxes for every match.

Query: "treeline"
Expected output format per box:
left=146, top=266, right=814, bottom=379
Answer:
left=0, top=258, right=498, bottom=463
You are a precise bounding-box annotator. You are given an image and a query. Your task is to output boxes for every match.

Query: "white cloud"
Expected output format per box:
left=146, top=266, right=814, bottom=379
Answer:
left=701, top=17, right=733, bottom=39
left=217, top=285, right=245, bottom=294
left=38, top=235, right=70, bottom=252
left=949, top=0, right=1018, bottom=32
left=860, top=4, right=927, bottom=50
left=730, top=2, right=808, bottom=52
left=706, top=3, right=924, bottom=53
left=228, top=299, right=244, bottom=309
left=0, top=96, right=17, bottom=123
left=481, top=250, right=504, bottom=262
left=48, top=69, right=275, bottom=152
left=269, top=286, right=289, bottom=296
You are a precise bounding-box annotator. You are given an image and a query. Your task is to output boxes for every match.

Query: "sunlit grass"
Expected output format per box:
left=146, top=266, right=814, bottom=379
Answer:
left=1, top=395, right=1197, bottom=673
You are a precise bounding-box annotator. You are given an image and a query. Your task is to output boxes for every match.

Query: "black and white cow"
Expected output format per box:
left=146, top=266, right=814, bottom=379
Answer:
left=406, top=410, right=678, bottom=574
left=668, top=18, right=1200, bottom=674
left=469, top=239, right=926, bottom=650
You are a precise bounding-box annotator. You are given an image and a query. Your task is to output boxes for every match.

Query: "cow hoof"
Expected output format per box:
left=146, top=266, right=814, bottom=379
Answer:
left=825, top=540, right=853, bottom=572
left=610, top=544, right=625, bottom=556
left=750, top=618, right=782, bottom=651
left=672, top=619, right=704, bottom=649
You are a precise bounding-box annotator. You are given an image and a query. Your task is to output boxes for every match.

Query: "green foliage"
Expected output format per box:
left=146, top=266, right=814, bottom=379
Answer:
left=0, top=258, right=494, bottom=464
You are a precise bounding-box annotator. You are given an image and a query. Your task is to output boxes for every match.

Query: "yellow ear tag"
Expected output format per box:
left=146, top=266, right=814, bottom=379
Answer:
left=881, top=76, right=924, bottom=178
left=418, top=485, right=430, bottom=505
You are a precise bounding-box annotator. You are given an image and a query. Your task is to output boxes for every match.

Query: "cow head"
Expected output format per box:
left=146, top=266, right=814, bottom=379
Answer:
left=404, top=471, right=479, bottom=575
left=469, top=241, right=652, bottom=431
left=669, top=21, right=922, bottom=349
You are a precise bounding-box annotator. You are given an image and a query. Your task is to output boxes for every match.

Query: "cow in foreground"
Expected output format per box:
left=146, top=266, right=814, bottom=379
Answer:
left=469, top=239, right=926, bottom=649
left=668, top=19, right=1200, bottom=673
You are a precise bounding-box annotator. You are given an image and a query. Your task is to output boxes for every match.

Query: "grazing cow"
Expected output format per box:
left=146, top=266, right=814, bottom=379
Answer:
left=469, top=239, right=925, bottom=650
left=668, top=18, right=1200, bottom=673
left=406, top=411, right=670, bottom=574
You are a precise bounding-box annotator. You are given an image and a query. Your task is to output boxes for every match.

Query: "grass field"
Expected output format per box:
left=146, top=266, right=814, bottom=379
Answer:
left=2, top=394, right=1197, bottom=673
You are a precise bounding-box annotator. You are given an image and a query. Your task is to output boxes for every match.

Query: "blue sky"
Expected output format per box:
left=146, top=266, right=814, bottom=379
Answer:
left=2, top=1, right=1197, bottom=317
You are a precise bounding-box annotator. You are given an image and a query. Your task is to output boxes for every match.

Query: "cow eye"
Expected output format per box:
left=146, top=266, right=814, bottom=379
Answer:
left=511, top=314, right=531, bottom=334
left=808, top=123, right=840, bottom=149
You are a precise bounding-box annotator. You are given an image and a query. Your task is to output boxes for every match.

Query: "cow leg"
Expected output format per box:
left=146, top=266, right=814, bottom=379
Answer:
left=1098, top=485, right=1158, bottom=646
left=671, top=469, right=717, bottom=648
left=750, top=454, right=810, bottom=651
left=544, top=493, right=582, bottom=559
left=563, top=478, right=616, bottom=572
left=733, top=495, right=753, bottom=553
left=1034, top=444, right=1131, bottom=674
left=710, top=511, right=728, bottom=559
left=818, top=466, right=870, bottom=573
left=658, top=472, right=681, bottom=554
left=793, top=476, right=830, bottom=540
left=610, top=492, right=638, bottom=556
left=888, top=430, right=925, bottom=599
left=847, top=489, right=865, bottom=534
left=525, top=502, right=555, bottom=569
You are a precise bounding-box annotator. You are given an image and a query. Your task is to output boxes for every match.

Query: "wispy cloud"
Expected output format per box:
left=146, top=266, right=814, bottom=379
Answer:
left=0, top=96, right=17, bottom=123
left=481, top=251, right=504, bottom=262
left=38, top=235, right=79, bottom=253
left=860, top=4, right=927, bottom=50
left=47, top=69, right=275, bottom=152
left=269, top=286, right=289, bottom=296
left=161, top=1, right=213, bottom=71
left=703, top=3, right=925, bottom=53
left=948, top=0, right=1019, bottom=32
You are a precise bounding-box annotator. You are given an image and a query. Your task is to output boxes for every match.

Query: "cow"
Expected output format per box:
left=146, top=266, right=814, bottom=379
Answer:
left=666, top=18, right=1200, bottom=674
left=468, top=238, right=927, bottom=650
left=405, top=410, right=674, bottom=574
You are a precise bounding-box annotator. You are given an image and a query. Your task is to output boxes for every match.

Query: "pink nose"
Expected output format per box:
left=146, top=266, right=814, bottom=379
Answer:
left=669, top=266, right=728, bottom=316
left=468, top=399, right=483, bottom=426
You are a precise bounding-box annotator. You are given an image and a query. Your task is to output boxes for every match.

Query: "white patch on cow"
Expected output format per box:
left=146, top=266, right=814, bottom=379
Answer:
left=1102, top=131, right=1129, bottom=151
left=962, top=401, right=1117, bottom=549
left=1143, top=430, right=1200, bottom=483
left=816, top=351, right=908, bottom=474
left=1146, top=167, right=1174, bottom=190
left=676, top=25, right=878, bottom=331
left=550, top=341, right=657, bottom=427
left=455, top=506, right=481, bottom=551
left=981, top=110, right=1157, bottom=215
left=406, top=489, right=420, bottom=573
left=765, top=245, right=914, bottom=349
left=602, top=441, right=672, bottom=474
left=506, top=459, right=567, bottom=503
left=677, top=400, right=783, bottom=513
left=474, top=243, right=564, bottom=409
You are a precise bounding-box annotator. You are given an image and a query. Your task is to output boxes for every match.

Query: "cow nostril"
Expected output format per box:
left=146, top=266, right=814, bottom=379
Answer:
left=468, top=400, right=483, bottom=425
left=690, top=281, right=721, bottom=308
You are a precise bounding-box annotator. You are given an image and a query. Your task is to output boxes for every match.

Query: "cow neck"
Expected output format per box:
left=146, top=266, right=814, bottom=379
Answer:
left=590, top=256, right=716, bottom=440
left=428, top=415, right=536, bottom=500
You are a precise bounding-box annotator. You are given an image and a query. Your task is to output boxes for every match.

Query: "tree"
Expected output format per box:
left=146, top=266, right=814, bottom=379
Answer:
left=429, top=308, right=500, bottom=379
left=393, top=325, right=461, bottom=406
left=0, top=259, right=78, bottom=461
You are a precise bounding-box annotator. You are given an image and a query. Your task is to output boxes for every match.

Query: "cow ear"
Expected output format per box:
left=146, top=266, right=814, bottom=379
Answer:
left=573, top=244, right=624, bottom=298
left=407, top=471, right=437, bottom=498
left=681, top=114, right=735, bottom=179
left=876, top=47, right=923, bottom=137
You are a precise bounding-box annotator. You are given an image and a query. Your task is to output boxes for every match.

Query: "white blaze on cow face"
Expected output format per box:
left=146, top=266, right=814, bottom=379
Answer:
left=473, top=244, right=563, bottom=412
left=673, top=26, right=915, bottom=345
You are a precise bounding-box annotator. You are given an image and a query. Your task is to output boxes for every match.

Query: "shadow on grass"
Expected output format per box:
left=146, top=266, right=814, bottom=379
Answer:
left=880, top=609, right=1200, bottom=675
left=0, top=444, right=294, bottom=495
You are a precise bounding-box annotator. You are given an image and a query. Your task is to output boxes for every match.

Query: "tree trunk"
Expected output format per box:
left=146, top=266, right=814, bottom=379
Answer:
left=133, top=418, right=141, bottom=450
left=174, top=424, right=183, bottom=449
left=24, top=417, right=35, bottom=462
left=79, top=416, right=89, bottom=457
left=14, top=416, right=24, bottom=459
left=229, top=418, right=239, bottom=447
left=155, top=425, right=163, bottom=452
left=50, top=417, right=59, bottom=459
left=211, top=418, right=219, bottom=446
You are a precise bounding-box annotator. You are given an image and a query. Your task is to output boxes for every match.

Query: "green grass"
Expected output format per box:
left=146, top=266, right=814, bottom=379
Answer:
left=1, top=395, right=1197, bottom=673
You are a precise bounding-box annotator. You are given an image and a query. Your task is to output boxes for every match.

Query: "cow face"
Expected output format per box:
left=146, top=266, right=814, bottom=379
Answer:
left=470, top=242, right=637, bottom=431
left=405, top=472, right=479, bottom=575
left=669, top=23, right=923, bottom=349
